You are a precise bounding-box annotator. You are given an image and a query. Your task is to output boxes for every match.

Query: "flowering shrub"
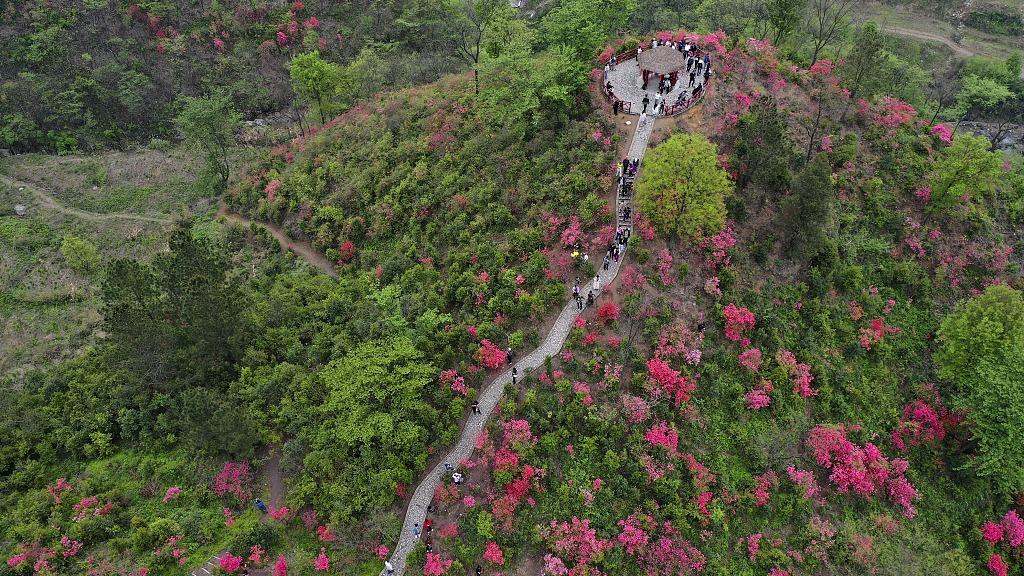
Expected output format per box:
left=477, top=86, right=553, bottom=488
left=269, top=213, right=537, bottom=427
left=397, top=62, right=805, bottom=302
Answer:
left=162, top=486, right=181, bottom=503
left=313, top=548, right=329, bottom=572
left=646, top=358, right=696, bottom=406
left=597, top=300, right=621, bottom=322
left=483, top=541, right=505, bottom=565
left=753, top=471, right=779, bottom=507
left=274, top=555, right=288, bottom=576
left=212, top=461, right=252, bottom=503
left=890, top=388, right=952, bottom=451
left=931, top=123, right=953, bottom=144
left=656, top=248, right=675, bottom=285
left=476, top=339, right=508, bottom=369
left=645, top=421, right=679, bottom=455
left=316, top=524, right=336, bottom=542
left=219, top=553, right=243, bottom=573
left=424, top=552, right=453, bottom=575
left=621, top=395, right=651, bottom=423
left=738, top=347, right=762, bottom=372
left=988, top=554, right=1008, bottom=576
left=47, top=478, right=72, bottom=504
left=786, top=466, right=819, bottom=499
left=722, top=303, right=755, bottom=343
left=746, top=388, right=771, bottom=410
left=806, top=425, right=920, bottom=518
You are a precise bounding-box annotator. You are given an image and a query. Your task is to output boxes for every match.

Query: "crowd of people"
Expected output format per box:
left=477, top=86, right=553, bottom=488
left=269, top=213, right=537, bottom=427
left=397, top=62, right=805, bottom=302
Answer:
left=603, top=39, right=712, bottom=118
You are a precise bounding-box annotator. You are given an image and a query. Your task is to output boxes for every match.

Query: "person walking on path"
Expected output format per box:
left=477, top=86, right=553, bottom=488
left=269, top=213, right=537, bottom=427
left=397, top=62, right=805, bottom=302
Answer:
left=641, top=94, right=650, bottom=114
left=639, top=111, right=648, bottom=127
left=412, top=523, right=421, bottom=539
left=472, top=401, right=481, bottom=415
left=689, top=71, right=696, bottom=87
left=654, top=93, right=662, bottom=114
left=603, top=254, right=611, bottom=270
left=511, top=366, right=518, bottom=385
left=424, top=518, right=433, bottom=535
left=576, top=294, right=584, bottom=311
left=586, top=290, right=595, bottom=307
left=385, top=560, right=395, bottom=575
left=613, top=99, right=620, bottom=115
left=593, top=275, right=600, bottom=292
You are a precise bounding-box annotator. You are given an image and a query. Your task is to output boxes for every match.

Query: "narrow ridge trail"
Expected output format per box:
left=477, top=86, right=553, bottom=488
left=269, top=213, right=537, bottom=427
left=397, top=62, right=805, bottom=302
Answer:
left=380, top=116, right=656, bottom=576
left=1, top=174, right=173, bottom=224
left=217, top=204, right=338, bottom=277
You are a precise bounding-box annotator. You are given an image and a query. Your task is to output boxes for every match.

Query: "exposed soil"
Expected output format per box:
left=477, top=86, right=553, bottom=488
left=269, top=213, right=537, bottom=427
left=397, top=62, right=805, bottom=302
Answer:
left=1, top=175, right=172, bottom=224
left=217, top=204, right=338, bottom=277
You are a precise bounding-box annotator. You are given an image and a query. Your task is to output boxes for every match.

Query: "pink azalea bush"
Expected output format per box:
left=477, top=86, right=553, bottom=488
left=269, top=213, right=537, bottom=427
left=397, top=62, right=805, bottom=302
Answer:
left=646, top=358, right=695, bottom=406
left=722, top=303, right=755, bottom=343
left=423, top=552, right=453, bottom=575
left=219, top=553, right=243, bottom=573
left=476, top=339, right=508, bottom=369
left=483, top=542, right=505, bottom=565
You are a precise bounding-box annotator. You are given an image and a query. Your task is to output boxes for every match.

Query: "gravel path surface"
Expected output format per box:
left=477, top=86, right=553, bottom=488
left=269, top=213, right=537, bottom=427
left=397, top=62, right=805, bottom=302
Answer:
left=380, top=117, right=654, bottom=575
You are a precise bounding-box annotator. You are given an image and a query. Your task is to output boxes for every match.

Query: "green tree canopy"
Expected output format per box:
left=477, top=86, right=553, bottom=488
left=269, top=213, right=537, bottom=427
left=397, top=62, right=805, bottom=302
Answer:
left=175, top=94, right=240, bottom=188
left=299, top=336, right=438, bottom=522
left=635, top=132, right=733, bottom=239
left=781, top=153, right=834, bottom=259
left=937, top=285, right=1024, bottom=494
left=60, top=234, right=101, bottom=274
left=927, top=133, right=1005, bottom=214
left=289, top=50, right=346, bottom=125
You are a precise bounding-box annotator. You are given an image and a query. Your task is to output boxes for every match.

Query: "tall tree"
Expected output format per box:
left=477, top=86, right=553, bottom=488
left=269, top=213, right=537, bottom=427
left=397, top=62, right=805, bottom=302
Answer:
left=780, top=154, right=834, bottom=259
left=767, top=0, right=806, bottom=46
left=635, top=133, right=733, bottom=239
left=805, top=0, right=853, bottom=65
left=926, top=134, right=1005, bottom=214
left=102, top=224, right=247, bottom=394
left=289, top=50, right=345, bottom=125
left=299, top=337, right=437, bottom=522
left=541, top=0, right=636, bottom=60
left=734, top=96, right=793, bottom=195
left=453, top=0, right=508, bottom=94
left=839, top=21, right=884, bottom=120
left=175, top=94, right=240, bottom=188
left=937, top=285, right=1024, bottom=495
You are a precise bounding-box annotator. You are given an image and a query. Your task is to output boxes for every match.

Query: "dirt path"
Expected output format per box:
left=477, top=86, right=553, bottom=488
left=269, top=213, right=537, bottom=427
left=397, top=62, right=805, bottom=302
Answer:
left=1, top=174, right=173, bottom=224
left=217, top=205, right=337, bottom=277
left=879, top=24, right=1024, bottom=79
left=882, top=25, right=976, bottom=58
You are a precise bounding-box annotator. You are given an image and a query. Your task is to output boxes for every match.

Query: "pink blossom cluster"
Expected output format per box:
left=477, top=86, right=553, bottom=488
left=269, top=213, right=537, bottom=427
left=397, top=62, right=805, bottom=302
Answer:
left=634, top=213, right=657, bottom=241
left=560, top=214, right=584, bottom=247
left=621, top=395, right=651, bottom=423
left=981, top=510, right=1024, bottom=550
left=646, top=358, right=696, bottom=406
left=316, top=524, right=336, bottom=542
left=483, top=541, right=505, bottom=565
left=806, top=425, right=920, bottom=518
left=645, top=421, right=680, bottom=455
left=476, top=339, right=508, bottom=369
left=858, top=317, right=901, bottom=350
left=542, top=517, right=613, bottom=569
left=597, top=300, right=621, bottom=322
left=47, top=478, right=73, bottom=504
left=656, top=248, right=675, bottom=285
left=153, top=535, right=187, bottom=565
left=72, top=495, right=112, bottom=521
left=213, top=461, right=253, bottom=502
left=313, top=548, right=329, bottom=572
left=738, top=347, right=762, bottom=372
left=614, top=513, right=706, bottom=574
left=439, top=369, right=467, bottom=395
left=989, top=554, right=1009, bottom=576
left=722, top=303, right=755, bottom=343
left=931, top=123, right=953, bottom=144
left=502, top=419, right=537, bottom=448
left=786, top=466, right=820, bottom=500
left=162, top=486, right=181, bottom=503
left=776, top=349, right=816, bottom=397
left=59, top=535, right=82, bottom=557
left=219, top=553, right=243, bottom=573
left=753, top=470, right=779, bottom=507
left=701, top=223, right=736, bottom=269
left=890, top=389, right=952, bottom=451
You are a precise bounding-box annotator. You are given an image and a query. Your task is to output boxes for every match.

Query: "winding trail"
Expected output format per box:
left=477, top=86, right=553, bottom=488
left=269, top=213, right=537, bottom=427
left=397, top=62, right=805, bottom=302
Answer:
left=217, top=204, right=337, bottom=277
left=1, top=174, right=173, bottom=224
left=380, top=117, right=655, bottom=576
left=879, top=24, right=1024, bottom=80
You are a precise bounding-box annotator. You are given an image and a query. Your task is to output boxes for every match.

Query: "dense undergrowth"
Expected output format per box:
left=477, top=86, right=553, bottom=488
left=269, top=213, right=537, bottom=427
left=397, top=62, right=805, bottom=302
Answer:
left=1, top=4, right=1024, bottom=576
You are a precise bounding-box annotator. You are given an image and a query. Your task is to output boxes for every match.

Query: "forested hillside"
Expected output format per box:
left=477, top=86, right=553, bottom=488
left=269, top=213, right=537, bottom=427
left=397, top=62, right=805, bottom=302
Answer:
left=2, top=0, right=1024, bottom=575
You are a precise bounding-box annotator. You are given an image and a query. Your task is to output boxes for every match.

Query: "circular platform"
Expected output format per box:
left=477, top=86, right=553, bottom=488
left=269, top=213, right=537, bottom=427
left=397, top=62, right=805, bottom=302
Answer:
left=637, top=45, right=687, bottom=74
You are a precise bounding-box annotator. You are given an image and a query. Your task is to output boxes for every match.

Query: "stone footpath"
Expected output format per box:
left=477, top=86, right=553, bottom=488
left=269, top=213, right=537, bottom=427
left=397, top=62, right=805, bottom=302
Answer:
left=380, top=116, right=654, bottom=576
